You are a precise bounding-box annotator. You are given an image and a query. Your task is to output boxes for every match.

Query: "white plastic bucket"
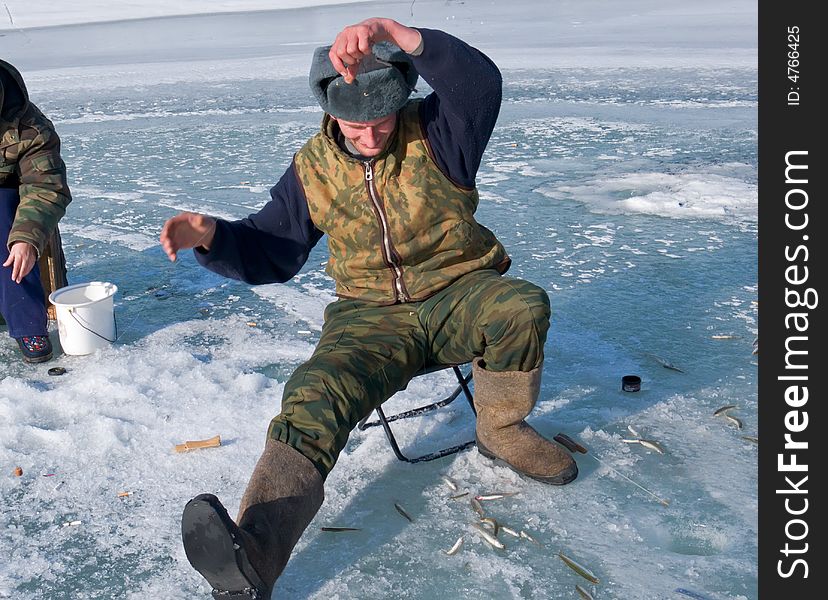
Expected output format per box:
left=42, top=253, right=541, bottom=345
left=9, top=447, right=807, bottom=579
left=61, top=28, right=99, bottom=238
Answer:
left=48, top=282, right=118, bottom=355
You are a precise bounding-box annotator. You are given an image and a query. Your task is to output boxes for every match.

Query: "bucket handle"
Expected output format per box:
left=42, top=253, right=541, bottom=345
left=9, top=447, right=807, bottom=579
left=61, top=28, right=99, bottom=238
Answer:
left=67, top=307, right=118, bottom=343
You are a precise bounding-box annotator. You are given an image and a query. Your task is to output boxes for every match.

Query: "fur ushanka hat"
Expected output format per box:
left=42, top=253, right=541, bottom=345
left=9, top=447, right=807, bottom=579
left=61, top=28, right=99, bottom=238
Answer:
left=309, top=42, right=418, bottom=122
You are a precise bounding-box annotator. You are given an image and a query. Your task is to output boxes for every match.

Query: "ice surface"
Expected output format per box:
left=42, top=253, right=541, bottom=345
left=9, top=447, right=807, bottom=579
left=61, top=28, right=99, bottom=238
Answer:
left=0, top=1, right=367, bottom=30
left=1, top=1, right=756, bottom=598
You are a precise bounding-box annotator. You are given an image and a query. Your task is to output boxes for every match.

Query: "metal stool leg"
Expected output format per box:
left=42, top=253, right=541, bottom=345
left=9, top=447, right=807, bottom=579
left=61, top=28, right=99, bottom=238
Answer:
left=359, top=364, right=476, bottom=463
left=453, top=365, right=476, bottom=414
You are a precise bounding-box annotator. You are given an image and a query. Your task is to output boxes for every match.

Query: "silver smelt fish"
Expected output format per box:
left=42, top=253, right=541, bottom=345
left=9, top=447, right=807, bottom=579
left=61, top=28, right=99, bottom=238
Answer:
left=713, top=405, right=737, bottom=416
left=725, top=414, right=743, bottom=429
left=500, top=526, right=520, bottom=538
left=475, top=492, right=519, bottom=501
left=621, top=438, right=641, bottom=444
left=445, top=535, right=464, bottom=556
left=575, top=584, right=594, bottom=600
left=519, top=530, right=541, bottom=545
left=449, top=492, right=469, bottom=500
left=442, top=476, right=459, bottom=492
left=394, top=502, right=413, bottom=522
left=480, top=517, right=499, bottom=536
left=742, top=435, right=759, bottom=444
left=648, top=353, right=685, bottom=373
left=638, top=439, right=665, bottom=454
left=321, top=527, right=361, bottom=532
left=558, top=552, right=600, bottom=584
left=627, top=424, right=640, bottom=438
left=675, top=588, right=715, bottom=600
left=472, top=524, right=505, bottom=550
left=470, top=497, right=485, bottom=517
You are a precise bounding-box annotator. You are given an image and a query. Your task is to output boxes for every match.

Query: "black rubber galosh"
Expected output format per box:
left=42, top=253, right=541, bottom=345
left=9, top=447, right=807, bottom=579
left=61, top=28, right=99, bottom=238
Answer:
left=181, top=494, right=269, bottom=600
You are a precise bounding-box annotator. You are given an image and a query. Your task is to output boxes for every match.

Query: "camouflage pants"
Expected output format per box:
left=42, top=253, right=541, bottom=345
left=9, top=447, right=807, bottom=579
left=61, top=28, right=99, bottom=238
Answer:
left=267, top=269, right=551, bottom=478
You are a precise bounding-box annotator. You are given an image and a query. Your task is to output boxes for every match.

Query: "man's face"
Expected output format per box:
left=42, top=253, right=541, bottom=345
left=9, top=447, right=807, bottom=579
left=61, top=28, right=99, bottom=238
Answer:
left=333, top=113, right=398, bottom=158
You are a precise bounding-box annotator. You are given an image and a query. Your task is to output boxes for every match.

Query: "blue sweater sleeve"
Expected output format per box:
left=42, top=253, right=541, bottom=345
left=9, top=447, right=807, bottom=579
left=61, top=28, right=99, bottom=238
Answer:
left=413, top=28, right=503, bottom=189
left=194, top=164, right=323, bottom=284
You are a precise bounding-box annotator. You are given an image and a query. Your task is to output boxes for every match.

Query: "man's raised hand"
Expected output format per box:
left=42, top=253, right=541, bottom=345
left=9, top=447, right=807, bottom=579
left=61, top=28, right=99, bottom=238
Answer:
left=328, top=18, right=421, bottom=84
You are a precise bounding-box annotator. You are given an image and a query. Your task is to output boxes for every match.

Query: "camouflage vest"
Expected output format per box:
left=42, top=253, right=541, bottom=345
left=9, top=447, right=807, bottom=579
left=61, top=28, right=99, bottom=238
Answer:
left=293, top=100, right=510, bottom=304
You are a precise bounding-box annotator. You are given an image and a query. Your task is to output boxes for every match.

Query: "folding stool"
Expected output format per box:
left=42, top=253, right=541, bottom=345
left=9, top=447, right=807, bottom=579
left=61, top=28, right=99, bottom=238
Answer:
left=357, top=363, right=476, bottom=463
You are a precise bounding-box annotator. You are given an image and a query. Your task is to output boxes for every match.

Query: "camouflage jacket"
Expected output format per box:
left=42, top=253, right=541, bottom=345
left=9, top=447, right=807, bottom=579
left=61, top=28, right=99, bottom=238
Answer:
left=294, top=100, right=509, bottom=304
left=196, top=28, right=509, bottom=303
left=1, top=59, right=72, bottom=257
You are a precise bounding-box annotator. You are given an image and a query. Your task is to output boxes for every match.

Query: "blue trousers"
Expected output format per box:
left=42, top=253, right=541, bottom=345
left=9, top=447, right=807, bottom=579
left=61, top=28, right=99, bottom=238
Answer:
left=0, top=188, right=48, bottom=338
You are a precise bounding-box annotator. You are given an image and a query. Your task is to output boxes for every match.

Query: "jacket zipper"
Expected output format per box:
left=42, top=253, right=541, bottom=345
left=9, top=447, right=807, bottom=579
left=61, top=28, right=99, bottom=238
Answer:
left=364, top=161, right=410, bottom=303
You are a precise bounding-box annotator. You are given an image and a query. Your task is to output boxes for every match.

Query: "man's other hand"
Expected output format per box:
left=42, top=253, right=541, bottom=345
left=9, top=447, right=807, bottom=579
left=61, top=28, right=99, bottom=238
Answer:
left=3, top=241, right=38, bottom=283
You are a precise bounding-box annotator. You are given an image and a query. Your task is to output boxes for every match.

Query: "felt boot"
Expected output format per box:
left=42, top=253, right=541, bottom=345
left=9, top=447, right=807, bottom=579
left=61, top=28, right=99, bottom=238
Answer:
left=182, top=439, right=325, bottom=599
left=473, top=357, right=578, bottom=485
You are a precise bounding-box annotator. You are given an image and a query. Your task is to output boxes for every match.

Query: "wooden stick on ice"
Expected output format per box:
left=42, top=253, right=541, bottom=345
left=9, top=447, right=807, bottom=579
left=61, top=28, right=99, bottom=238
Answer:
left=174, top=435, right=222, bottom=453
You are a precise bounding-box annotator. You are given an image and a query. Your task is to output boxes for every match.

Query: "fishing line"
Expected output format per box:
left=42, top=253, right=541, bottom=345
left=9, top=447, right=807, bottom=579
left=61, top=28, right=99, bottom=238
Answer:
left=112, top=254, right=190, bottom=343
left=111, top=221, right=217, bottom=343
left=555, top=433, right=670, bottom=506
left=584, top=452, right=670, bottom=507
left=2, top=2, right=32, bottom=44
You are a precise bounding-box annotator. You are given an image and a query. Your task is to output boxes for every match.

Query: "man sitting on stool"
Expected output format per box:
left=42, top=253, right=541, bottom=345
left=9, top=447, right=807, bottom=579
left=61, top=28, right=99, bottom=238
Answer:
left=163, top=17, right=578, bottom=599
